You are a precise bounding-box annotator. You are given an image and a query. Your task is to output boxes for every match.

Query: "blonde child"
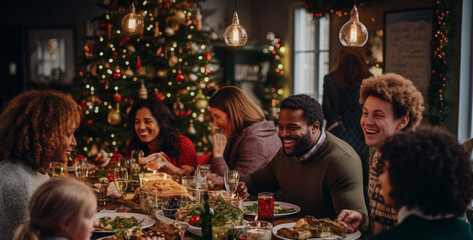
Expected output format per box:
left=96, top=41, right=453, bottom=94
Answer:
left=13, top=176, right=98, bottom=240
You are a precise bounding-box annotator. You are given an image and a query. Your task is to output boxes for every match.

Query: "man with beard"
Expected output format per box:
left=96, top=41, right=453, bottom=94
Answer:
left=211, top=94, right=367, bottom=219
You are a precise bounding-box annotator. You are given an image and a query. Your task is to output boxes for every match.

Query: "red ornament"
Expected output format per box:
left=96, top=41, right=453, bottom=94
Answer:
left=136, top=56, right=142, bottom=70
left=114, top=93, right=122, bottom=102
left=189, top=216, right=200, bottom=226
left=113, top=70, right=121, bottom=79
left=175, top=71, right=185, bottom=83
left=154, top=91, right=165, bottom=101
left=99, top=21, right=106, bottom=29
left=177, top=109, right=192, bottom=118
left=86, top=119, right=94, bottom=126
left=107, top=172, right=114, bottom=182
left=156, top=47, right=163, bottom=56
left=204, top=52, right=211, bottom=60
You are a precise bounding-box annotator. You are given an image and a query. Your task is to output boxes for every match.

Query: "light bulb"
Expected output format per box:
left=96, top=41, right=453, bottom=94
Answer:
left=224, top=12, right=247, bottom=47
left=121, top=3, right=144, bottom=35
left=339, top=5, right=368, bottom=47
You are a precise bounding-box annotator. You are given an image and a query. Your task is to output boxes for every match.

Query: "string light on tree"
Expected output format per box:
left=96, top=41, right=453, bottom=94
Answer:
left=122, top=3, right=144, bottom=35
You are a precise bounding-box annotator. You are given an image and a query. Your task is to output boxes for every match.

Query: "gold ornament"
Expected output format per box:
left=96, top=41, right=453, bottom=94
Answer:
left=127, top=45, right=136, bottom=54
left=197, top=113, right=205, bottom=122
left=188, top=120, right=196, bottom=135
left=173, top=98, right=184, bottom=114
left=107, top=105, right=121, bottom=125
left=125, top=66, right=134, bottom=77
left=139, top=81, right=148, bottom=99
left=165, top=27, right=175, bottom=36
left=89, top=144, right=99, bottom=156
left=156, top=69, right=167, bottom=78
left=168, top=54, right=178, bottom=67
left=195, top=89, right=208, bottom=109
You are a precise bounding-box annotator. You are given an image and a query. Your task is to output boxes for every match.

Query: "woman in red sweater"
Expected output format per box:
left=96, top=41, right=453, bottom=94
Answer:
left=126, top=99, right=197, bottom=175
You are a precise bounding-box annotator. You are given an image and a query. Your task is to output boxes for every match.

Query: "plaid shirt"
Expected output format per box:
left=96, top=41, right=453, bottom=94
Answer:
left=366, top=151, right=398, bottom=235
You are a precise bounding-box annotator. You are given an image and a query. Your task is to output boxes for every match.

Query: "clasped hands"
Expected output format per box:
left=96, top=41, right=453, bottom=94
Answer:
left=205, top=173, right=249, bottom=200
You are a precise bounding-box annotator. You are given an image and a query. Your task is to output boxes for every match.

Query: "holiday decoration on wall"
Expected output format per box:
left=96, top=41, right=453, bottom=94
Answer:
left=428, top=0, right=452, bottom=126
left=76, top=0, right=221, bottom=160
left=303, top=0, right=373, bottom=18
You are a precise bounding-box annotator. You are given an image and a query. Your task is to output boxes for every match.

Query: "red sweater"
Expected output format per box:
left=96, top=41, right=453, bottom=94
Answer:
left=149, top=135, right=197, bottom=168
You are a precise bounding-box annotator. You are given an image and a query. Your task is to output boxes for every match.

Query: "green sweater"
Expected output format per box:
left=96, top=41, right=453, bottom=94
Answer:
left=241, top=132, right=367, bottom=219
left=368, top=216, right=473, bottom=240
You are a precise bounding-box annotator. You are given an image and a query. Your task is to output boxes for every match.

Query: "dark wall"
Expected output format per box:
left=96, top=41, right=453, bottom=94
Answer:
left=0, top=0, right=101, bottom=108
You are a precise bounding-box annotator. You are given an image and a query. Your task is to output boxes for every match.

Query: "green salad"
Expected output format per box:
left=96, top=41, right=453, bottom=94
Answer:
left=98, top=216, right=141, bottom=231
left=245, top=203, right=296, bottom=215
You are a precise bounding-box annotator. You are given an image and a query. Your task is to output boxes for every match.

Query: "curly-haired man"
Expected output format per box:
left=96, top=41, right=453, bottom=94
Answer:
left=338, top=73, right=424, bottom=236
left=368, top=127, right=473, bottom=239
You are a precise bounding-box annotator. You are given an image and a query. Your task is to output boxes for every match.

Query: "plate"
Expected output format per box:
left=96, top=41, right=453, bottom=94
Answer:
left=156, top=210, right=245, bottom=237
left=243, top=201, right=301, bottom=218
left=272, top=222, right=361, bottom=240
left=95, top=212, right=156, bottom=233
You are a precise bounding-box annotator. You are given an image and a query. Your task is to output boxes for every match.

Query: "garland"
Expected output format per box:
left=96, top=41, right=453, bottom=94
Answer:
left=428, top=0, right=452, bottom=126
left=302, top=0, right=373, bottom=17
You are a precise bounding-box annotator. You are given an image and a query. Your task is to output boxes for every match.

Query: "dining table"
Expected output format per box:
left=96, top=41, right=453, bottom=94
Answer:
left=92, top=196, right=304, bottom=240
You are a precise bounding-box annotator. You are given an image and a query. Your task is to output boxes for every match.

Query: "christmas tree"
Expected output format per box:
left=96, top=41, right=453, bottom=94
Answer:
left=76, top=0, right=220, bottom=162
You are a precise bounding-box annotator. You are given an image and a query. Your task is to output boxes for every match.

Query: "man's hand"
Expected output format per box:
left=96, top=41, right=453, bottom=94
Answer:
left=337, top=209, right=364, bottom=233
left=234, top=181, right=249, bottom=200
left=206, top=173, right=224, bottom=190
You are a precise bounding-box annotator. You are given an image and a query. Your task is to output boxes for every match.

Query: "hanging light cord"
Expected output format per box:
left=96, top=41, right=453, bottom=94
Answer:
left=234, top=0, right=237, bottom=12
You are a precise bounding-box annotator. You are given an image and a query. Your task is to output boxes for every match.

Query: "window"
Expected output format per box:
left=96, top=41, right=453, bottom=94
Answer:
left=293, top=8, right=330, bottom=102
left=458, top=0, right=473, bottom=142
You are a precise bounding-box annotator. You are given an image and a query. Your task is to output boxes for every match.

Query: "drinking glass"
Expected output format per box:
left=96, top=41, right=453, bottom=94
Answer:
left=224, top=170, right=239, bottom=195
left=181, top=175, right=196, bottom=189
left=114, top=167, right=129, bottom=212
left=195, top=167, right=211, bottom=190
left=257, top=192, right=274, bottom=222
left=245, top=221, right=272, bottom=240
left=50, top=162, right=67, bottom=177
left=74, top=158, right=89, bottom=181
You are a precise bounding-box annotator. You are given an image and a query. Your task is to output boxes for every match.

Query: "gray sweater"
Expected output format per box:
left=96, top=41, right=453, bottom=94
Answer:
left=0, top=160, right=50, bottom=240
left=211, top=120, right=281, bottom=176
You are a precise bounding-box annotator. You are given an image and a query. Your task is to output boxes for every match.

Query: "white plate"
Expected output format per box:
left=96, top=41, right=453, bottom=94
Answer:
left=95, top=212, right=155, bottom=233
left=272, top=222, right=361, bottom=240
left=156, top=210, right=245, bottom=237
left=243, top=201, right=301, bottom=218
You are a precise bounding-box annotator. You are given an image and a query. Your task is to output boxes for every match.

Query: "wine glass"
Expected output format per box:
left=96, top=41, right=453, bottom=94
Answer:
left=224, top=170, right=240, bottom=195
left=74, top=158, right=89, bottom=181
left=114, top=167, right=129, bottom=212
left=196, top=167, right=211, bottom=190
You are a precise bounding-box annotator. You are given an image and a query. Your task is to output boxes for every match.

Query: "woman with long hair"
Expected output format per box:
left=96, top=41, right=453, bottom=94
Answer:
left=126, top=98, right=197, bottom=176
left=0, top=90, right=81, bottom=240
left=207, top=86, right=281, bottom=176
left=322, top=46, right=372, bottom=154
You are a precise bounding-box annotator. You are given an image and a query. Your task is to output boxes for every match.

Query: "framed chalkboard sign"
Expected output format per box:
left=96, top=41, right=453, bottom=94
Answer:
left=384, top=8, right=432, bottom=105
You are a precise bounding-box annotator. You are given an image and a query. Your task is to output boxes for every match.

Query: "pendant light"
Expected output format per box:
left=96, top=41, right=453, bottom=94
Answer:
left=121, top=3, right=144, bottom=35
left=224, top=0, right=247, bottom=47
left=339, top=1, right=368, bottom=47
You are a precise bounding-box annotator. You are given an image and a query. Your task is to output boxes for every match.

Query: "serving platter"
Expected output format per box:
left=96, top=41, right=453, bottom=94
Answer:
left=94, top=212, right=155, bottom=233
left=155, top=210, right=245, bottom=237
left=272, top=222, right=361, bottom=240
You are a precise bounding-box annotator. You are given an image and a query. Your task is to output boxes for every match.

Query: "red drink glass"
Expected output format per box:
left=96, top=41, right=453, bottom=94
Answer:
left=257, top=192, right=274, bottom=222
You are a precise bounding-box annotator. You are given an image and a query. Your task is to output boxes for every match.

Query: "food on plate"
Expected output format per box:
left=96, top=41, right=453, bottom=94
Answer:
left=96, top=216, right=141, bottom=231
left=175, top=195, right=243, bottom=227
left=141, top=178, right=189, bottom=197
left=276, top=216, right=347, bottom=239
left=245, top=202, right=296, bottom=215
left=100, top=221, right=181, bottom=240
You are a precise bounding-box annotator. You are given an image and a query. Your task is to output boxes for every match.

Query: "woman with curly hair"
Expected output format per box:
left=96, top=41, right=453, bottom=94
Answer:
left=368, top=127, right=473, bottom=239
left=207, top=86, right=280, bottom=176
left=0, top=90, right=81, bottom=240
left=337, top=73, right=425, bottom=236
left=126, top=98, right=197, bottom=176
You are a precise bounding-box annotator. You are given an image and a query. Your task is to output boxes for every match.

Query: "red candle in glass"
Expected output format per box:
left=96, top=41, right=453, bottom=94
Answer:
left=257, top=192, right=274, bottom=222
